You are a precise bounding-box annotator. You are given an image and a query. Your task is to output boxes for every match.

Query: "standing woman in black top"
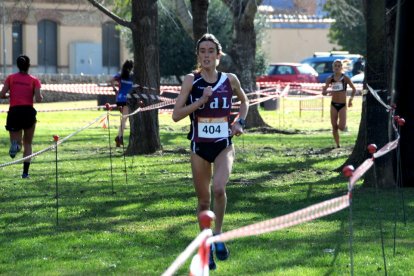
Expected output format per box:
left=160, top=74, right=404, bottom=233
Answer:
left=322, top=59, right=356, bottom=148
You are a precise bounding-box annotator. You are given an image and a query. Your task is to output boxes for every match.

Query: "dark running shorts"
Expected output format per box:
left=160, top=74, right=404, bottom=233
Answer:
left=331, top=101, right=346, bottom=112
left=5, top=106, right=37, bottom=131
left=116, top=102, right=127, bottom=107
left=191, top=139, right=232, bottom=163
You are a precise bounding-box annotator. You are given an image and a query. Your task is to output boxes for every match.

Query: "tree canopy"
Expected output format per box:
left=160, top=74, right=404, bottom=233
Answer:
left=324, top=0, right=367, bottom=55
left=117, top=0, right=266, bottom=82
left=157, top=0, right=233, bottom=83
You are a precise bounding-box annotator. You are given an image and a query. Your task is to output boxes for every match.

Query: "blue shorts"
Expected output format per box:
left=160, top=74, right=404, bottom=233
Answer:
left=191, top=139, right=232, bottom=163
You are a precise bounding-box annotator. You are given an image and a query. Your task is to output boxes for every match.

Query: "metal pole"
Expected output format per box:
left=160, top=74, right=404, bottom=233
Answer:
left=106, top=108, right=115, bottom=194
left=55, top=139, right=59, bottom=226
left=348, top=192, right=354, bottom=276
left=120, top=115, right=128, bottom=185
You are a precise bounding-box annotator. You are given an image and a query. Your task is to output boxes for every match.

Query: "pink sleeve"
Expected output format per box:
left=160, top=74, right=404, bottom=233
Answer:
left=33, top=77, right=41, bottom=88
left=5, top=75, right=12, bottom=86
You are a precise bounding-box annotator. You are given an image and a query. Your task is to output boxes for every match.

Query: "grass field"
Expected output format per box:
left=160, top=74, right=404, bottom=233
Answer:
left=0, top=96, right=413, bottom=275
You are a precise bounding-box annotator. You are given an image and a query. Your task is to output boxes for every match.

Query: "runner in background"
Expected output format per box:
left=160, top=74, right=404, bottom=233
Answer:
left=322, top=59, right=356, bottom=148
left=111, top=59, right=134, bottom=147
left=0, top=55, right=43, bottom=178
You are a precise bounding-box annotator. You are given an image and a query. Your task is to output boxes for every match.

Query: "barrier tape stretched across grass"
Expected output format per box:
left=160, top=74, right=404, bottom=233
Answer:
left=163, top=194, right=350, bottom=276
left=0, top=80, right=405, bottom=275
left=0, top=113, right=106, bottom=168
left=164, top=83, right=404, bottom=275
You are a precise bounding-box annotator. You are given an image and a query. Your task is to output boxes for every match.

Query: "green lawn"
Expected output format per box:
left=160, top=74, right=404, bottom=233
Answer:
left=0, top=97, right=412, bottom=275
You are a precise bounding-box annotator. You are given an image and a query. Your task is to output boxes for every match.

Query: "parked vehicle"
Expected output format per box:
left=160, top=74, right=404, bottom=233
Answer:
left=256, top=62, right=319, bottom=84
left=351, top=72, right=364, bottom=83
left=300, top=51, right=364, bottom=83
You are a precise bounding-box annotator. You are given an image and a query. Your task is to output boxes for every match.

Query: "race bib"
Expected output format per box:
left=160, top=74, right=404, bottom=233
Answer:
left=332, top=81, right=344, bottom=91
left=198, top=117, right=229, bottom=138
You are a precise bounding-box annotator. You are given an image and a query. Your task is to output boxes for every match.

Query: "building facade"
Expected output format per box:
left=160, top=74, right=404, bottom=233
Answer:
left=0, top=0, right=337, bottom=76
left=0, top=0, right=130, bottom=75
left=260, top=0, right=338, bottom=63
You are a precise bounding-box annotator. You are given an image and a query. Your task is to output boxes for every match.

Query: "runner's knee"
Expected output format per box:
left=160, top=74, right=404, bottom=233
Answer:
left=213, top=186, right=226, bottom=199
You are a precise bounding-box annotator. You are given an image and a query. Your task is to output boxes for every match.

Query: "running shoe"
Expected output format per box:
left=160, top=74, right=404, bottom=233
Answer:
left=215, top=241, right=230, bottom=261
left=21, top=173, right=30, bottom=179
left=209, top=244, right=216, bottom=270
left=9, top=140, right=21, bottom=158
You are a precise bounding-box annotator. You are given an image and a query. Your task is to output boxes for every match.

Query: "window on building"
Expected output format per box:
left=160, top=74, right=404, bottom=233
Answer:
left=12, top=21, right=23, bottom=71
left=102, top=22, right=120, bottom=74
left=38, top=19, right=57, bottom=73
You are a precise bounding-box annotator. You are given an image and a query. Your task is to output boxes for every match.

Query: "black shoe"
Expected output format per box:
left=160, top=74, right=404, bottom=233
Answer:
left=209, top=244, right=216, bottom=270
left=215, top=242, right=230, bottom=261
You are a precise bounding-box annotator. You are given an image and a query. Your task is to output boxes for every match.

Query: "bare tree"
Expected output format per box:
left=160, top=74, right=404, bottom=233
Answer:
left=87, top=0, right=162, bottom=155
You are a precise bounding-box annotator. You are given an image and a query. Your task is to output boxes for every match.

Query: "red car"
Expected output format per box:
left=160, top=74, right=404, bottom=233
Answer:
left=256, top=62, right=319, bottom=84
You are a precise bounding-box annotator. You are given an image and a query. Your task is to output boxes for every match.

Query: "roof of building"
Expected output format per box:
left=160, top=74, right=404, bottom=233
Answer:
left=259, top=0, right=333, bottom=28
left=260, top=0, right=328, bottom=15
left=266, top=13, right=334, bottom=23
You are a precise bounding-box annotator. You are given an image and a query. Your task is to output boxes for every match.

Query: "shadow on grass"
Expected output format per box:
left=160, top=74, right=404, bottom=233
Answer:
left=1, top=131, right=412, bottom=275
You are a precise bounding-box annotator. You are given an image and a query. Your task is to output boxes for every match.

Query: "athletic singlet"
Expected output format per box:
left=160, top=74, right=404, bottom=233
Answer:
left=329, top=74, right=347, bottom=92
left=5, top=72, right=41, bottom=107
left=187, top=72, right=233, bottom=143
left=113, top=73, right=133, bottom=103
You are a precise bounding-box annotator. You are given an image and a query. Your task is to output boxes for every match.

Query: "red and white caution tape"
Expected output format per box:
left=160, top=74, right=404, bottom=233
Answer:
left=189, top=237, right=211, bottom=276
left=0, top=113, right=106, bottom=168
left=373, top=138, right=399, bottom=159
left=367, top=84, right=392, bottom=111
left=0, top=106, right=105, bottom=113
left=162, top=229, right=212, bottom=276
left=280, top=84, right=290, bottom=97
left=32, top=83, right=182, bottom=95
left=285, top=94, right=323, bottom=101
left=41, top=83, right=115, bottom=95
left=349, top=158, right=374, bottom=189
left=164, top=194, right=349, bottom=275
left=209, top=194, right=350, bottom=244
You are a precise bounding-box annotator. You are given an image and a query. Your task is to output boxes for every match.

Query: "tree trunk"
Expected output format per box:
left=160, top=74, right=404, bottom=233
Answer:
left=392, top=0, right=414, bottom=187
left=126, top=0, right=162, bottom=155
left=191, top=0, right=209, bottom=41
left=345, top=0, right=395, bottom=187
left=223, top=0, right=267, bottom=128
